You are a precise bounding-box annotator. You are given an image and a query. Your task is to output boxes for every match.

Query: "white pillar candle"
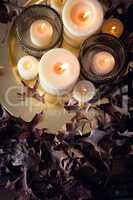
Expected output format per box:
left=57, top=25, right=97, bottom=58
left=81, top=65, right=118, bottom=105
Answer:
left=50, top=0, right=66, bottom=14
left=62, top=0, right=104, bottom=47
left=91, top=51, right=115, bottom=75
left=17, top=56, right=39, bottom=80
left=30, top=20, right=53, bottom=48
left=73, top=80, right=96, bottom=103
left=39, top=48, right=80, bottom=96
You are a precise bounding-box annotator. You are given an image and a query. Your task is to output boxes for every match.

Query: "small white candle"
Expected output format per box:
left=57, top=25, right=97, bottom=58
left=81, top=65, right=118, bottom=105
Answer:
left=73, top=80, right=96, bottom=103
left=91, top=51, right=115, bottom=75
left=39, top=48, right=80, bottom=96
left=50, top=0, right=66, bottom=14
left=17, top=56, right=39, bottom=80
left=30, top=19, right=53, bottom=48
left=62, top=0, right=104, bottom=47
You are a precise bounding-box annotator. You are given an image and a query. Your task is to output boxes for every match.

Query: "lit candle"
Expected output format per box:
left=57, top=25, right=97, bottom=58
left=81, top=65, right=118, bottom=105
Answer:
left=62, top=0, right=104, bottom=47
left=91, top=51, right=115, bottom=75
left=17, top=56, right=39, bottom=80
left=30, top=19, right=53, bottom=48
left=39, top=48, right=80, bottom=96
left=73, top=80, right=96, bottom=103
left=50, top=0, right=66, bottom=14
left=101, top=18, right=124, bottom=38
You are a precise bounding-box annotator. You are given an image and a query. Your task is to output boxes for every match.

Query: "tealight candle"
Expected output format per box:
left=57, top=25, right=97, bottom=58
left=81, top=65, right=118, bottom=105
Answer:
left=17, top=56, right=39, bottom=80
left=73, top=80, right=96, bottom=103
left=39, top=48, right=80, bottom=96
left=91, top=51, right=115, bottom=75
left=30, top=19, right=53, bottom=48
left=62, top=0, right=104, bottom=47
left=101, top=18, right=124, bottom=38
left=50, top=0, right=66, bottom=14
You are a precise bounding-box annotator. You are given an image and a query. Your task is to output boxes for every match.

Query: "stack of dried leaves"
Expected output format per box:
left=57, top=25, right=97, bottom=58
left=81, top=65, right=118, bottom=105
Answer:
left=0, top=84, right=132, bottom=200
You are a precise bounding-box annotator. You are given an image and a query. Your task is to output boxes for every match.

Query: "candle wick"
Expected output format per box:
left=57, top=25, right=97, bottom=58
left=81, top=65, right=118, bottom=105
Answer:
left=112, top=26, right=116, bottom=30
left=79, top=86, right=88, bottom=96
left=104, top=58, right=109, bottom=63
left=54, top=63, right=68, bottom=75
left=38, top=23, right=45, bottom=33
left=81, top=11, right=90, bottom=21
left=24, top=62, right=31, bottom=70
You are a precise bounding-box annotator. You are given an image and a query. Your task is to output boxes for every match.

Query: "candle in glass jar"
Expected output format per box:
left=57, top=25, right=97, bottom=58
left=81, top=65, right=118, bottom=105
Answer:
left=39, top=48, right=80, bottom=96
left=91, top=51, right=115, bottom=75
left=17, top=56, right=39, bottom=80
left=73, top=80, right=96, bottom=103
left=62, top=0, right=104, bottom=47
left=30, top=19, right=53, bottom=48
left=102, top=18, right=124, bottom=38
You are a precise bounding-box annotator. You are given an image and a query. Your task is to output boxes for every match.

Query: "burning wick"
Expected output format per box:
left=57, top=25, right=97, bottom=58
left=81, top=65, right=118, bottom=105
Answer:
left=71, top=7, right=91, bottom=26
left=23, top=62, right=31, bottom=70
left=79, top=11, right=90, bottom=21
left=79, top=86, right=88, bottom=96
left=38, top=23, right=45, bottom=33
left=54, top=63, right=68, bottom=75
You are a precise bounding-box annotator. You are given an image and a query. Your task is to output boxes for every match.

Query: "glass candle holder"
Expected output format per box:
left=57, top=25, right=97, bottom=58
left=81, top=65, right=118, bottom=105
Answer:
left=15, top=5, right=63, bottom=58
left=79, top=33, right=126, bottom=84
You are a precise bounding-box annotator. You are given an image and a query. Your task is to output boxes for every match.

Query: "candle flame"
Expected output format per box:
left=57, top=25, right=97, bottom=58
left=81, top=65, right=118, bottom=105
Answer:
left=38, top=23, right=46, bottom=33
left=54, top=63, right=68, bottom=75
left=80, top=10, right=90, bottom=21
left=112, top=26, right=116, bottom=30
left=24, top=62, right=31, bottom=70
left=79, top=86, right=88, bottom=96
left=98, top=58, right=109, bottom=69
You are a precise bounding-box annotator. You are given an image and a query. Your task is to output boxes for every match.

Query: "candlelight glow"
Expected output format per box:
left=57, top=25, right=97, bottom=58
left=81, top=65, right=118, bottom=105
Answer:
left=112, top=26, right=116, bottom=30
left=38, top=23, right=46, bottom=33
left=79, top=86, right=88, bottom=96
left=17, top=56, right=39, bottom=81
left=102, top=18, right=124, bottom=38
left=92, top=51, right=115, bottom=75
left=71, top=5, right=92, bottom=26
left=73, top=80, right=96, bottom=103
left=80, top=10, right=90, bottom=21
left=54, top=63, right=68, bottom=75
left=23, top=62, right=31, bottom=70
